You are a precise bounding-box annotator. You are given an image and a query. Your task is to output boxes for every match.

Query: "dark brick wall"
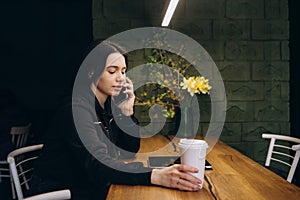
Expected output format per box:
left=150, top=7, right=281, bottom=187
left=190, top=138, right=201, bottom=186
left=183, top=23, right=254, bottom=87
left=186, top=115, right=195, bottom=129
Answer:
left=93, top=0, right=291, bottom=165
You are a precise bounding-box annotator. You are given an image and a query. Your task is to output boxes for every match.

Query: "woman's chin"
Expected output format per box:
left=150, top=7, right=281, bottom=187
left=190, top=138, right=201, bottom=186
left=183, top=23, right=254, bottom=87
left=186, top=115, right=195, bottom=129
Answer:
left=111, top=91, right=120, bottom=97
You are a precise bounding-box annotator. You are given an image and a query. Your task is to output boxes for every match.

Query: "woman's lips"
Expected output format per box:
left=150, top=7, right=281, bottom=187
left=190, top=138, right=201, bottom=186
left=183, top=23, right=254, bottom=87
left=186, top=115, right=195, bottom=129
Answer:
left=113, top=86, right=122, bottom=92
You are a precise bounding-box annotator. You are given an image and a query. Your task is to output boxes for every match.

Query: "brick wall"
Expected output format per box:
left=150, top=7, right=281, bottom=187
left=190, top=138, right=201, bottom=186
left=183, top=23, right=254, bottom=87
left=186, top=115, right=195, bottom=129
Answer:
left=92, top=0, right=290, bottom=164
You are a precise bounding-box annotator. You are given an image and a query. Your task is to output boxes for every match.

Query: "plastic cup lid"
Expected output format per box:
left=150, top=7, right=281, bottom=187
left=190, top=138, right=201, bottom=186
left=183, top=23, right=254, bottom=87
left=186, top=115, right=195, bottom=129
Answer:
left=178, top=139, right=208, bottom=148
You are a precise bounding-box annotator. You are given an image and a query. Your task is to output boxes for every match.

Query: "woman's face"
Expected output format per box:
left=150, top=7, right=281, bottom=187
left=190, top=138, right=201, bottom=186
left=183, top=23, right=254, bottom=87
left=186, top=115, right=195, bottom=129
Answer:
left=96, top=52, right=127, bottom=98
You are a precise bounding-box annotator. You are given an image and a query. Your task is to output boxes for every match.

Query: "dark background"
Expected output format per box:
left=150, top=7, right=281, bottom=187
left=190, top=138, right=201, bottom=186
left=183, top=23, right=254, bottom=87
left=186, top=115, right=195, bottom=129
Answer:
left=0, top=0, right=299, bottom=189
left=0, top=1, right=92, bottom=198
left=0, top=0, right=93, bottom=141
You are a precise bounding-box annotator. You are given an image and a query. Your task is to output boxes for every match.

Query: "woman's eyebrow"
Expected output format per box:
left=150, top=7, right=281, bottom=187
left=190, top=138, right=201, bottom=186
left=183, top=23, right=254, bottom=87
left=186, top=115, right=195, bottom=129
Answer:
left=106, top=65, right=127, bottom=70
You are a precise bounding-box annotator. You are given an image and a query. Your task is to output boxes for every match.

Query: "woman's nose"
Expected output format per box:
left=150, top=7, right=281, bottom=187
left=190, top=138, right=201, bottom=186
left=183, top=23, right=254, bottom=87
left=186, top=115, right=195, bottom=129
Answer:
left=116, top=72, right=124, bottom=82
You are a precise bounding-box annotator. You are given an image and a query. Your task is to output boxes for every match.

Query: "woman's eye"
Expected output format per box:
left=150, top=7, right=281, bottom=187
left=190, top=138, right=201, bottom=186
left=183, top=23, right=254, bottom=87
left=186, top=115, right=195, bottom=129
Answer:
left=108, top=71, right=115, bottom=74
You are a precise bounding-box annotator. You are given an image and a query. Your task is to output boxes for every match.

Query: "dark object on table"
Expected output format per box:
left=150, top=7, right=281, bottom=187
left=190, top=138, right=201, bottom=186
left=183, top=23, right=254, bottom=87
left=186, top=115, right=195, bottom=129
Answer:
left=148, top=156, right=212, bottom=170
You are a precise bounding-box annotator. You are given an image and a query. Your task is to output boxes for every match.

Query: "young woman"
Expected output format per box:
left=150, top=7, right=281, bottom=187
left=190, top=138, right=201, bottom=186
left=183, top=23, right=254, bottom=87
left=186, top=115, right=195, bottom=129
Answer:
left=30, top=41, right=201, bottom=200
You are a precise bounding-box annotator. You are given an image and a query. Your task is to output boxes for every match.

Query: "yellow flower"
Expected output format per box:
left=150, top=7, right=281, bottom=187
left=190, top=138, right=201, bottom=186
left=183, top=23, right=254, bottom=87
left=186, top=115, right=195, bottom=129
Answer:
left=195, top=76, right=212, bottom=94
left=180, top=76, right=211, bottom=96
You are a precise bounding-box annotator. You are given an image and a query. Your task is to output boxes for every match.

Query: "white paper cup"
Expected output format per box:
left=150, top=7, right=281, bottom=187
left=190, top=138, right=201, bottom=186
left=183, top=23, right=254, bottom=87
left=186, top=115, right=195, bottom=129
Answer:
left=178, top=139, right=208, bottom=188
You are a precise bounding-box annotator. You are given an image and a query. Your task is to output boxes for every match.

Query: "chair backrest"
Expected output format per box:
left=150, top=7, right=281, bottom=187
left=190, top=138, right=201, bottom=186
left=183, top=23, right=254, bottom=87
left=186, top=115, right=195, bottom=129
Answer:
left=7, top=144, right=44, bottom=199
left=262, top=133, right=300, bottom=183
left=7, top=144, right=71, bottom=200
left=11, top=123, right=32, bottom=149
left=0, top=160, right=10, bottom=179
left=0, top=123, right=32, bottom=199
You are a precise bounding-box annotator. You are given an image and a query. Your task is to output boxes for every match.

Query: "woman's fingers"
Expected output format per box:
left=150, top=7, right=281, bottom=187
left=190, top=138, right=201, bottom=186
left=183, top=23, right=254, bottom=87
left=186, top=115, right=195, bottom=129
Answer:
left=125, top=77, right=133, bottom=85
left=176, top=178, right=200, bottom=191
left=123, top=77, right=134, bottom=98
left=174, top=164, right=198, bottom=172
left=123, top=88, right=134, bottom=98
left=124, top=77, right=133, bottom=89
left=151, top=164, right=202, bottom=191
left=117, top=77, right=135, bottom=116
left=173, top=164, right=201, bottom=184
left=171, top=164, right=202, bottom=190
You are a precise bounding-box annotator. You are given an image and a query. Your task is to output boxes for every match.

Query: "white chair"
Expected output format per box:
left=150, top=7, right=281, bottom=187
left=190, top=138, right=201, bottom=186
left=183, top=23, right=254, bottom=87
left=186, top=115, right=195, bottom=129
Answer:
left=7, top=144, right=71, bottom=200
left=0, top=160, right=11, bottom=182
left=11, top=123, right=32, bottom=149
left=262, top=133, right=300, bottom=183
left=0, top=123, right=32, bottom=199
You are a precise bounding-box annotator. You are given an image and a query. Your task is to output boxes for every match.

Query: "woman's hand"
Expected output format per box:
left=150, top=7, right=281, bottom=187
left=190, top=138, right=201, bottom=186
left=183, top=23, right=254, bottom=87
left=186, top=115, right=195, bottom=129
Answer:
left=117, top=77, right=135, bottom=116
left=151, top=164, right=202, bottom=191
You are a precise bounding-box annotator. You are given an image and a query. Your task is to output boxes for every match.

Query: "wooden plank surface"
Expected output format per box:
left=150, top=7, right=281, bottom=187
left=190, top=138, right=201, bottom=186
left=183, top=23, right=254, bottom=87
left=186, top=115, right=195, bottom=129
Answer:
left=106, top=135, right=300, bottom=200
left=205, top=139, right=300, bottom=200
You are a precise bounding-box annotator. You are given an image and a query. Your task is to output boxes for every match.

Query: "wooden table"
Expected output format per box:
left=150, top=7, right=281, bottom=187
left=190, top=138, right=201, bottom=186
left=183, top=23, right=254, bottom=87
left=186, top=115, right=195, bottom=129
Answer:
left=106, top=135, right=300, bottom=200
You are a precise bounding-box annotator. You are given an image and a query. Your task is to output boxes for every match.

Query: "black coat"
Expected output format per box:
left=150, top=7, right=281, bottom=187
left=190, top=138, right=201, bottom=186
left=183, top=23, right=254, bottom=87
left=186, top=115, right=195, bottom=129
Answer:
left=30, top=92, right=152, bottom=200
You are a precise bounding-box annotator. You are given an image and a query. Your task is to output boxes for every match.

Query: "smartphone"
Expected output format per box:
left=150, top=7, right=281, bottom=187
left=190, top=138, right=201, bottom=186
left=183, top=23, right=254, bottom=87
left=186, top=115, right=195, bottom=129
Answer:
left=148, top=156, right=180, bottom=168
left=148, top=156, right=213, bottom=170
left=205, top=160, right=212, bottom=170
left=114, top=75, right=129, bottom=105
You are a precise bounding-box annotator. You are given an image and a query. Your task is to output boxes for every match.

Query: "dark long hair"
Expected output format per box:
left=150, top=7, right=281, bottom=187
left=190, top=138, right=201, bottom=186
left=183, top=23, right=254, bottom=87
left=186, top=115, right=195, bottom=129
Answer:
left=83, top=40, right=127, bottom=86
left=71, top=40, right=128, bottom=99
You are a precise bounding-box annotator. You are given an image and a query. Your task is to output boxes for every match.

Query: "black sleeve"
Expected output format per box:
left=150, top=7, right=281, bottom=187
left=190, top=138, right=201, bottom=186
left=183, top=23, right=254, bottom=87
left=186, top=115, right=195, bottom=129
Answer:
left=112, top=114, right=141, bottom=159
left=65, top=100, right=152, bottom=186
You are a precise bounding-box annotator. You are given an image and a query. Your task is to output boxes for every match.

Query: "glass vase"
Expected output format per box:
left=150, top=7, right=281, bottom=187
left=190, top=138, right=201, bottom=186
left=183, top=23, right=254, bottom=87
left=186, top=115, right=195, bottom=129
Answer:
left=182, top=106, right=194, bottom=138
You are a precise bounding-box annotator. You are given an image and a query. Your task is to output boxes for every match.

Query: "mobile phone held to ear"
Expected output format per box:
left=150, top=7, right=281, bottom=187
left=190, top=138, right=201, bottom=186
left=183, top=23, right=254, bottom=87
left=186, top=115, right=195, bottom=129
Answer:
left=114, top=75, right=129, bottom=105
left=114, top=87, right=128, bottom=105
